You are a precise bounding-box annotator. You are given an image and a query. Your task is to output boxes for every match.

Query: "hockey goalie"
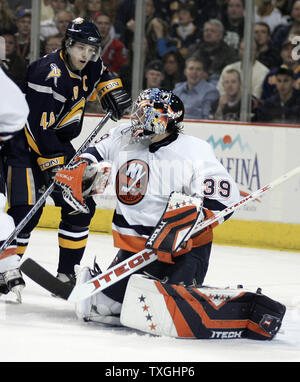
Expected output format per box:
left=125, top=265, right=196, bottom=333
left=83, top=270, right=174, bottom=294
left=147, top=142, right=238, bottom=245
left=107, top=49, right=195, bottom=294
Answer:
left=53, top=88, right=286, bottom=339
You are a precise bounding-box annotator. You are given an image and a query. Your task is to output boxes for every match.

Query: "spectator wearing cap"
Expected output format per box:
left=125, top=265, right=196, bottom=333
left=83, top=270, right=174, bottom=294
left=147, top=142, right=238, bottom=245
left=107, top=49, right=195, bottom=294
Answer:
left=261, top=36, right=300, bottom=100
left=257, top=65, right=300, bottom=124
left=14, top=9, right=32, bottom=65
left=144, top=59, right=165, bottom=89
left=173, top=56, right=219, bottom=120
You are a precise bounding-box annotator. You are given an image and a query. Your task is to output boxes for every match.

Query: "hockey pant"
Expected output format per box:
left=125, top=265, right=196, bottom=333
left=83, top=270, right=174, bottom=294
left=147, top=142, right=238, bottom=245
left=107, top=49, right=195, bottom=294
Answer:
left=121, top=274, right=286, bottom=340
left=5, top=165, right=96, bottom=274
left=102, top=242, right=212, bottom=304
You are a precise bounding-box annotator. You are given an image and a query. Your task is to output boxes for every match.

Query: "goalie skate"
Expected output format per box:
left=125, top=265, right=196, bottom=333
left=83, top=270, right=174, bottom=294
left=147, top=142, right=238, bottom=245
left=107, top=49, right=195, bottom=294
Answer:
left=74, top=264, right=122, bottom=326
left=2, top=269, right=25, bottom=303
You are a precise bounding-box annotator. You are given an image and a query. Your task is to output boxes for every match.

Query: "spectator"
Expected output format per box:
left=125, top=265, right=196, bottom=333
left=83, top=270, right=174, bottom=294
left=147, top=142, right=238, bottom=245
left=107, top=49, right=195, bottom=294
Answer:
left=169, top=3, right=201, bottom=59
left=173, top=56, right=219, bottom=120
left=0, top=30, right=27, bottom=88
left=143, top=59, right=165, bottom=89
left=94, top=12, right=128, bottom=75
left=119, top=36, right=152, bottom=94
left=14, top=9, right=32, bottom=65
left=73, top=0, right=102, bottom=21
left=217, top=38, right=270, bottom=99
left=222, top=0, right=245, bottom=52
left=272, top=0, right=300, bottom=49
left=211, top=68, right=258, bottom=121
left=254, top=21, right=282, bottom=69
left=261, top=36, right=300, bottom=99
left=161, top=50, right=185, bottom=90
left=255, top=0, right=288, bottom=34
left=114, top=0, right=135, bottom=48
left=40, top=0, right=69, bottom=41
left=43, top=34, right=63, bottom=54
left=53, top=10, right=74, bottom=38
left=0, top=0, right=17, bottom=35
left=7, top=0, right=31, bottom=13
left=274, top=0, right=295, bottom=19
left=116, top=0, right=169, bottom=60
left=144, top=0, right=170, bottom=61
left=257, top=65, right=300, bottom=124
left=188, top=18, right=238, bottom=85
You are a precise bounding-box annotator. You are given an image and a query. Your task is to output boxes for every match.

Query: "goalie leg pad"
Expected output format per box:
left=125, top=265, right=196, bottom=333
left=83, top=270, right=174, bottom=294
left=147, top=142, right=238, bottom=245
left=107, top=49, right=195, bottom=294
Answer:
left=120, top=274, right=286, bottom=340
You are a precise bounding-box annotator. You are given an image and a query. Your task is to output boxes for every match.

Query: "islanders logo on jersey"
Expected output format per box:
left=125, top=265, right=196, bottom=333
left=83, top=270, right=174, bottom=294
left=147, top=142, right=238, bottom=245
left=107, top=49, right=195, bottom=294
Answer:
left=46, top=63, right=61, bottom=87
left=116, top=159, right=149, bottom=205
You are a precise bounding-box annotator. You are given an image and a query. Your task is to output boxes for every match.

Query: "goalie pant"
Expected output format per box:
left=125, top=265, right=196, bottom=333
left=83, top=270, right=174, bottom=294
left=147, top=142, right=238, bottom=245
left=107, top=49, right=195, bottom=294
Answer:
left=120, top=274, right=286, bottom=340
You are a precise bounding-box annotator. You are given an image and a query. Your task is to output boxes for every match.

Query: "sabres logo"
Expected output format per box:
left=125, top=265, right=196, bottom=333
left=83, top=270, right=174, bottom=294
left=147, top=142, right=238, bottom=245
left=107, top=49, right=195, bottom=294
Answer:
left=46, top=63, right=61, bottom=87
left=116, top=159, right=149, bottom=205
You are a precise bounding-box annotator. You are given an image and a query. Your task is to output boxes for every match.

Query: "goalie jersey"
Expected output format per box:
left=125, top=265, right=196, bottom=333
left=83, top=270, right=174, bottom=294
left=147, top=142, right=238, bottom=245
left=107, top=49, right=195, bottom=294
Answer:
left=5, top=49, right=117, bottom=166
left=82, top=124, right=240, bottom=253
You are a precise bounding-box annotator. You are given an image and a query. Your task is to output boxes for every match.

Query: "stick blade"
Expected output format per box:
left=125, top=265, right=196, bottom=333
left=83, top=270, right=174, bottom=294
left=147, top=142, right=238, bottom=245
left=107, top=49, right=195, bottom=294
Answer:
left=20, top=258, right=73, bottom=300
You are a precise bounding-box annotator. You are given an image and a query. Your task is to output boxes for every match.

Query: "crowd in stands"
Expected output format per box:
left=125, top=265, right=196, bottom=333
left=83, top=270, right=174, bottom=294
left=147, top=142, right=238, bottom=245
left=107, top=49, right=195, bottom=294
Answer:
left=0, top=0, right=300, bottom=124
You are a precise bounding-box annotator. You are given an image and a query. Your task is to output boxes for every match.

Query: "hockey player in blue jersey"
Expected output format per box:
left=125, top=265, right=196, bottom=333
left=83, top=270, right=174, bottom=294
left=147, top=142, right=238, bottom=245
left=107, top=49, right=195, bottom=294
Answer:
left=3, top=17, right=131, bottom=293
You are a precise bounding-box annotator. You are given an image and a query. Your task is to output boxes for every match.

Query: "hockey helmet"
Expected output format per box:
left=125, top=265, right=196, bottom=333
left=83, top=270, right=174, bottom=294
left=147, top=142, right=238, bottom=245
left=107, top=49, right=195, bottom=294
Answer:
left=65, top=17, right=102, bottom=62
left=130, top=88, right=184, bottom=142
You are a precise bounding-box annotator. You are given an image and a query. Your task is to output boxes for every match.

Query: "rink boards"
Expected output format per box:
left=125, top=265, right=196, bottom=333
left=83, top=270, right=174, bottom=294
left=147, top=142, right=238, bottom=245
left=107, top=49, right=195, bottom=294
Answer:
left=38, top=116, right=300, bottom=252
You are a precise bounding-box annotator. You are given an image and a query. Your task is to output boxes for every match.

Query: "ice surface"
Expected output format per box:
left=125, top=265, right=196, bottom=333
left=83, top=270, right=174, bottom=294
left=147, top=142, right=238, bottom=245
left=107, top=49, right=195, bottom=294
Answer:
left=1, top=229, right=300, bottom=363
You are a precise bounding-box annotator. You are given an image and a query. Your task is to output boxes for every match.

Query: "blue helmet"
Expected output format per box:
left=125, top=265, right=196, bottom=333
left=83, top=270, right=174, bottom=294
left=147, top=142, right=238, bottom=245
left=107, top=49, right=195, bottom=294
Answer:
left=65, top=17, right=102, bottom=47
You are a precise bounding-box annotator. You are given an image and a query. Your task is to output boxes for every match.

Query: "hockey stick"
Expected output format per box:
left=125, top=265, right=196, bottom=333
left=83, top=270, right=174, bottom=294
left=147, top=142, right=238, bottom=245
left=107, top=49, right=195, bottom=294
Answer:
left=20, top=165, right=300, bottom=302
left=0, top=111, right=112, bottom=254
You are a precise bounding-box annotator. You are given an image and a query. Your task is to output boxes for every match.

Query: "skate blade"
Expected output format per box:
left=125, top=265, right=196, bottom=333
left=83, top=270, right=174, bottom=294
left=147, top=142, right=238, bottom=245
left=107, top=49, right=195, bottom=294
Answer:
left=11, top=285, right=25, bottom=303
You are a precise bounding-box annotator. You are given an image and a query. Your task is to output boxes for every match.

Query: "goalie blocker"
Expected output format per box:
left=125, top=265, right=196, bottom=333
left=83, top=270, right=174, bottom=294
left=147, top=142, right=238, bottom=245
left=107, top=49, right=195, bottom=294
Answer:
left=120, top=274, right=286, bottom=340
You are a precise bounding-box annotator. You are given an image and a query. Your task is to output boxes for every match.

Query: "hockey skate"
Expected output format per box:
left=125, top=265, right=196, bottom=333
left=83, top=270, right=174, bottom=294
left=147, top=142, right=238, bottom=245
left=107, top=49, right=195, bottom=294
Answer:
left=74, top=264, right=122, bottom=326
left=1, top=269, right=25, bottom=303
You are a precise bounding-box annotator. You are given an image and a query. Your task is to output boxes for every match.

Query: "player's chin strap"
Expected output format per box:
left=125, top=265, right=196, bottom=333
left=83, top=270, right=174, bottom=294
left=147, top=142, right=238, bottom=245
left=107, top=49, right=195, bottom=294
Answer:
left=0, top=112, right=112, bottom=255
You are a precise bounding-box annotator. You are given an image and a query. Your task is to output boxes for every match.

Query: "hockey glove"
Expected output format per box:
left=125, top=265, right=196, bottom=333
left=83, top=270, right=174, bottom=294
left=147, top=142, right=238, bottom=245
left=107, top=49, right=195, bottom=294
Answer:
left=98, top=78, right=131, bottom=121
left=54, top=159, right=112, bottom=214
left=37, top=154, right=65, bottom=187
left=146, top=192, right=204, bottom=264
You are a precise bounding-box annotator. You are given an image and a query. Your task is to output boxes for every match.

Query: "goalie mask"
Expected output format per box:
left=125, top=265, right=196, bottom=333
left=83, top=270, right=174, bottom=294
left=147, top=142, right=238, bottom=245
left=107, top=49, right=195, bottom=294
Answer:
left=65, top=17, right=102, bottom=64
left=129, top=88, right=184, bottom=143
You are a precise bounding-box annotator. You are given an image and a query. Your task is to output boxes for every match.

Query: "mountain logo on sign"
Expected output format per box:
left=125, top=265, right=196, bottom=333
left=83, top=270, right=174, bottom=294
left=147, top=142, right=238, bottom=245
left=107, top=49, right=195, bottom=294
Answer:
left=207, top=134, right=251, bottom=152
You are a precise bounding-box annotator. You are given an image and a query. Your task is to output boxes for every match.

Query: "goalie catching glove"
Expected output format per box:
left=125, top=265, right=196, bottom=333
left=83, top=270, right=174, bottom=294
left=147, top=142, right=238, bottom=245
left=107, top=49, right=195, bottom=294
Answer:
left=54, top=158, right=112, bottom=214
left=146, top=192, right=205, bottom=264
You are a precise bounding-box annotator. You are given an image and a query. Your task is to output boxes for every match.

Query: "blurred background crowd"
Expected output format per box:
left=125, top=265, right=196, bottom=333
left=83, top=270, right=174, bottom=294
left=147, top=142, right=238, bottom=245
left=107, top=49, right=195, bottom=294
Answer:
left=0, top=0, right=300, bottom=124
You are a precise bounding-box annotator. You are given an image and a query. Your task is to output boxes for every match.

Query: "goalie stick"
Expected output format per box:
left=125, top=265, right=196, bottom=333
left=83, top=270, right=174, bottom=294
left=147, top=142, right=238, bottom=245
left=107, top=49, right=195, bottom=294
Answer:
left=0, top=112, right=112, bottom=255
left=20, top=165, right=300, bottom=302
